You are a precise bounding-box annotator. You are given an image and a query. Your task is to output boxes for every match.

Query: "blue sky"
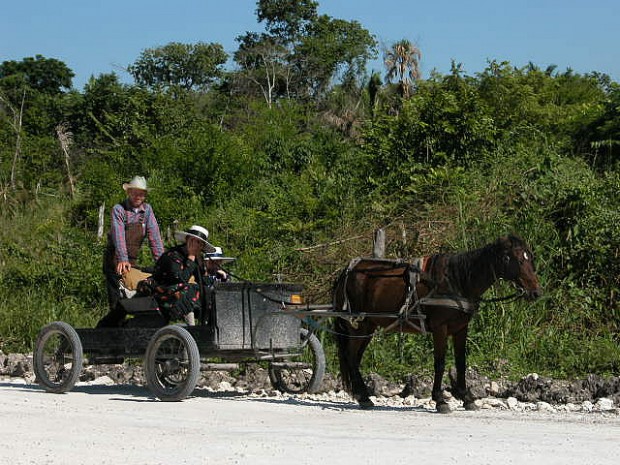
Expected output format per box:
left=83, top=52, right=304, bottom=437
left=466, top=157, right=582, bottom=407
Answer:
left=2, top=0, right=619, bottom=90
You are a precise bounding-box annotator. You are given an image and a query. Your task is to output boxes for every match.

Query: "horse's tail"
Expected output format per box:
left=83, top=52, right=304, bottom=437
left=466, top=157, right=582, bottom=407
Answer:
left=332, top=266, right=354, bottom=394
left=332, top=265, right=348, bottom=311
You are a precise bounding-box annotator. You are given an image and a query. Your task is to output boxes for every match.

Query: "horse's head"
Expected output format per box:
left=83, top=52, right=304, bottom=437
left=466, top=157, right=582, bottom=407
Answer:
left=497, top=235, right=542, bottom=300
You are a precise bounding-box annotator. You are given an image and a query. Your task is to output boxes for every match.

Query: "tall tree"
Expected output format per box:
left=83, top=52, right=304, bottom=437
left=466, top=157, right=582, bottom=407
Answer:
left=78, top=73, right=132, bottom=144
left=257, top=0, right=319, bottom=41
left=0, top=55, right=74, bottom=96
left=384, top=39, right=422, bottom=98
left=233, top=32, right=292, bottom=106
left=295, top=15, right=377, bottom=98
left=0, top=57, right=74, bottom=189
left=129, top=42, right=228, bottom=91
left=235, top=1, right=376, bottom=102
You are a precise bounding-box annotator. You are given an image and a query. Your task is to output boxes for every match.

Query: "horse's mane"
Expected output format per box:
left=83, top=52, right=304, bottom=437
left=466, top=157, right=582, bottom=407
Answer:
left=429, top=235, right=524, bottom=296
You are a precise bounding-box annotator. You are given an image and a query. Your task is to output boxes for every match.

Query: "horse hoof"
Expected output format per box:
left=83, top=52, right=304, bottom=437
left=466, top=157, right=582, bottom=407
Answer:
left=436, top=403, right=452, bottom=414
left=358, top=399, right=375, bottom=409
left=464, top=401, right=479, bottom=411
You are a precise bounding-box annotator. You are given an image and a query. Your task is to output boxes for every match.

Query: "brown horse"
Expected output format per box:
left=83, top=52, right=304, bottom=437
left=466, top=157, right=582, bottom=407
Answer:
left=333, top=235, right=542, bottom=413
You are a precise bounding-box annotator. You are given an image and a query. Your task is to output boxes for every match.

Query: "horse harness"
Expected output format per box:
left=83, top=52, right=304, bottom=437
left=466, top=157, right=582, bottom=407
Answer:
left=338, top=257, right=479, bottom=335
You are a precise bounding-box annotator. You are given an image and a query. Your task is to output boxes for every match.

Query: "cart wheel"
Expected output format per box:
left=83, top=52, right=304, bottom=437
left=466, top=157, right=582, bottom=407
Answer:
left=144, top=325, right=200, bottom=401
left=33, top=321, right=83, bottom=393
left=268, top=327, right=326, bottom=394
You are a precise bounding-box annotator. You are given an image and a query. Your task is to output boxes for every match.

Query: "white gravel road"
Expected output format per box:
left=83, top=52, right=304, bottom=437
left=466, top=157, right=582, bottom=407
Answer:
left=0, top=377, right=618, bottom=465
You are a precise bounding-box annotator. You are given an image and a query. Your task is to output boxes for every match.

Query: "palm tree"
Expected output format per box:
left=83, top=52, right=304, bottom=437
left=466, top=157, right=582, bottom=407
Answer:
left=384, top=39, right=422, bottom=98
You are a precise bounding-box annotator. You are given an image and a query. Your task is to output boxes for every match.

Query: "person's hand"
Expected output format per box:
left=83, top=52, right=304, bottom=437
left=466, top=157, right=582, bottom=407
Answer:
left=186, top=238, right=202, bottom=261
left=116, top=261, right=131, bottom=275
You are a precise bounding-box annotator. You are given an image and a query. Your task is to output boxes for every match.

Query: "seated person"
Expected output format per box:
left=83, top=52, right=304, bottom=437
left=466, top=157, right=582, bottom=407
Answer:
left=152, top=225, right=215, bottom=326
left=204, top=246, right=236, bottom=286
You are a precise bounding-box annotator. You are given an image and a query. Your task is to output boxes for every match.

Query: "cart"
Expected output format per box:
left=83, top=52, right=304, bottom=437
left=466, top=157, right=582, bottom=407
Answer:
left=33, top=282, right=326, bottom=401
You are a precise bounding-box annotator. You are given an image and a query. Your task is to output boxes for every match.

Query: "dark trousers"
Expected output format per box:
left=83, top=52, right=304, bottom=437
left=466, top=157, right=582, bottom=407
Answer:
left=96, top=264, right=126, bottom=328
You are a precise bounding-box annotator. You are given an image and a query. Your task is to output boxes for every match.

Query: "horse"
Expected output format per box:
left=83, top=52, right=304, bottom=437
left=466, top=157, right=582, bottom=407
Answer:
left=333, top=234, right=542, bottom=413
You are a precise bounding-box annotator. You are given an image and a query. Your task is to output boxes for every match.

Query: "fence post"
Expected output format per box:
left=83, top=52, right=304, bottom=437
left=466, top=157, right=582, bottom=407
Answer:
left=97, top=203, right=105, bottom=240
left=373, top=228, right=385, bottom=258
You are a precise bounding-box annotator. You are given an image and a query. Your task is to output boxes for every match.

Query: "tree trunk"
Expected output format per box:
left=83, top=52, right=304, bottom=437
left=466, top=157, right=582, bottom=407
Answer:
left=9, top=89, right=26, bottom=189
left=56, top=123, right=75, bottom=198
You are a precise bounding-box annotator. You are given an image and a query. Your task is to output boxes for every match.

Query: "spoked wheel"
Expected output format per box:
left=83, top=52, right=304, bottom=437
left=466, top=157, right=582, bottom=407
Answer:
left=34, top=321, right=83, bottom=393
left=268, top=327, right=326, bottom=394
left=144, top=325, right=200, bottom=401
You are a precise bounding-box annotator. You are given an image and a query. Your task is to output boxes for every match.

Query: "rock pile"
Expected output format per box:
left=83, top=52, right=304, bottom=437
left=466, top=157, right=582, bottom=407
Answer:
left=2, top=350, right=618, bottom=414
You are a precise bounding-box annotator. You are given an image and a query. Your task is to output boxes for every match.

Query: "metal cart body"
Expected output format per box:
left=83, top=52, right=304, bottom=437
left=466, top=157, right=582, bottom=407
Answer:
left=34, top=282, right=325, bottom=401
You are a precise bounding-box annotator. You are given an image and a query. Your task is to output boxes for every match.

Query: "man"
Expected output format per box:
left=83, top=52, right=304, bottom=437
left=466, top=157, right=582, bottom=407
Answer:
left=98, top=175, right=164, bottom=327
left=152, top=225, right=215, bottom=326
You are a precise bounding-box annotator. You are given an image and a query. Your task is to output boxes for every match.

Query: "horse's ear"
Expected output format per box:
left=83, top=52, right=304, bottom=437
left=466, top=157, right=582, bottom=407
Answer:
left=507, top=234, right=524, bottom=247
left=497, top=235, right=512, bottom=250
left=497, top=236, right=513, bottom=269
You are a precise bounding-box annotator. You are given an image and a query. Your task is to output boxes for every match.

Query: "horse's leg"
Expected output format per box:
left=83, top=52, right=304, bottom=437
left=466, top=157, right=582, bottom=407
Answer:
left=432, top=325, right=451, bottom=414
left=452, top=325, right=479, bottom=411
left=351, top=333, right=374, bottom=408
left=335, top=318, right=374, bottom=408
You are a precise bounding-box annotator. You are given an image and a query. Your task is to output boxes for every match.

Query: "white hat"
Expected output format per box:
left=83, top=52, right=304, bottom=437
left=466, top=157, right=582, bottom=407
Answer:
left=205, top=246, right=236, bottom=262
left=174, top=225, right=216, bottom=253
left=123, top=175, right=149, bottom=192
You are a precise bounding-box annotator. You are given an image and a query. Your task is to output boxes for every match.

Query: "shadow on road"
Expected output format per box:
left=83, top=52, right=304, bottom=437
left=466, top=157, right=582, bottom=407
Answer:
left=189, top=387, right=436, bottom=413
left=0, top=380, right=154, bottom=402
left=0, top=380, right=435, bottom=413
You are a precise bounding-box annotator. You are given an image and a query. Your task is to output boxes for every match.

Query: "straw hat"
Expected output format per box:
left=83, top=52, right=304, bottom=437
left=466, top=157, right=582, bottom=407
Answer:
left=122, top=175, right=149, bottom=192
left=174, top=225, right=216, bottom=253
left=205, top=246, right=236, bottom=263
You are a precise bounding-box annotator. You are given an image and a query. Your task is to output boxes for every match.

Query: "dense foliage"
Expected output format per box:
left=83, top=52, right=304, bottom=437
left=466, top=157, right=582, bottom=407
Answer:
left=1, top=1, right=619, bottom=381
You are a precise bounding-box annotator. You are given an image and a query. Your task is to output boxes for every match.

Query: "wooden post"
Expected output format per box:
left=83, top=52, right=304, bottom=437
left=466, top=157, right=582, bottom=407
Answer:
left=373, top=228, right=385, bottom=258
left=97, top=203, right=105, bottom=240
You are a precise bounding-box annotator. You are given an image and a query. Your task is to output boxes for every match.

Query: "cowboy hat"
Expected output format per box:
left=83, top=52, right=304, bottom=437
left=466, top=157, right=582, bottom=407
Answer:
left=174, top=225, right=216, bottom=253
left=204, top=246, right=236, bottom=263
left=122, top=175, right=149, bottom=191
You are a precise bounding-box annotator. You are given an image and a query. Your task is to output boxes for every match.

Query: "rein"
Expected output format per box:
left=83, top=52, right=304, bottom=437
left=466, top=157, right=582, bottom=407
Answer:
left=217, top=260, right=528, bottom=340
left=217, top=269, right=305, bottom=306
left=343, top=257, right=529, bottom=314
left=477, top=287, right=526, bottom=304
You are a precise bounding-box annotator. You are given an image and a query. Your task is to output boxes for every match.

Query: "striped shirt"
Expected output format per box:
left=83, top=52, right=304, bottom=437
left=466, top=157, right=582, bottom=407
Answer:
left=110, top=201, right=164, bottom=263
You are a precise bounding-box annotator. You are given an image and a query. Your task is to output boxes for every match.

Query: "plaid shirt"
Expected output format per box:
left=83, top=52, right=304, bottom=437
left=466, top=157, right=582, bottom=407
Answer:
left=110, top=201, right=164, bottom=263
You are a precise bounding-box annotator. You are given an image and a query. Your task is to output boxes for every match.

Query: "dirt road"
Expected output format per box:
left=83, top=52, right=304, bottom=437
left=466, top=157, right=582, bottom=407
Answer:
left=0, top=378, right=618, bottom=465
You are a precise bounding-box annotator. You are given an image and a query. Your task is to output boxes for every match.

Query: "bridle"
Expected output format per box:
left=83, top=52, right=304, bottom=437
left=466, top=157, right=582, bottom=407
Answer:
left=477, top=286, right=525, bottom=303
left=476, top=248, right=534, bottom=303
